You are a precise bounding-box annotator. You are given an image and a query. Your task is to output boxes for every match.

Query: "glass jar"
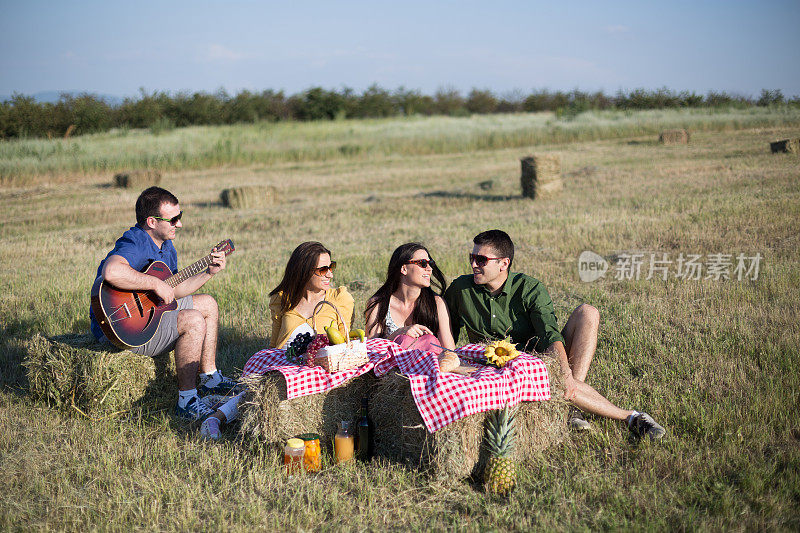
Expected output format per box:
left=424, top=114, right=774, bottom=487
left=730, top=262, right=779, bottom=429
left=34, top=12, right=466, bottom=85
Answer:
left=284, top=438, right=305, bottom=476
left=297, top=433, right=322, bottom=473
left=334, top=421, right=355, bottom=464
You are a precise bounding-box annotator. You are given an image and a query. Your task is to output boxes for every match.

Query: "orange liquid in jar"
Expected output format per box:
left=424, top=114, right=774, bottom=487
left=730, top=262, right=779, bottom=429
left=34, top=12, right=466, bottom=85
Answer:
left=334, top=434, right=355, bottom=463
left=303, top=438, right=322, bottom=473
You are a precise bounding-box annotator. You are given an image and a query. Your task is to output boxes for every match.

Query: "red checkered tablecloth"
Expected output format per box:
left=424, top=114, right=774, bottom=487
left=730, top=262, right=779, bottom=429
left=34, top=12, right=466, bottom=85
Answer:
left=373, top=342, right=552, bottom=432
left=242, top=338, right=551, bottom=432
left=241, top=338, right=395, bottom=399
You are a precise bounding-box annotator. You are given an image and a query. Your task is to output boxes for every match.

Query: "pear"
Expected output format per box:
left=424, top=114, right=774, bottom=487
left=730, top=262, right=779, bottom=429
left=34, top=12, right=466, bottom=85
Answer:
left=325, top=320, right=346, bottom=345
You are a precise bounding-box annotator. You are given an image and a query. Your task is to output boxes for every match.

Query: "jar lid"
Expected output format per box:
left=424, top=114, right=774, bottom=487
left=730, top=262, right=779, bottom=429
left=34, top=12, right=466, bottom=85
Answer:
left=296, top=433, right=321, bottom=441
left=286, top=438, right=305, bottom=449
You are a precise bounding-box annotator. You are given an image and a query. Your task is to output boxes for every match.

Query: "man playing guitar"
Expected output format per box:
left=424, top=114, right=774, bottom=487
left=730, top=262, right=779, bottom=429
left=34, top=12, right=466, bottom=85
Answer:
left=89, top=186, right=237, bottom=421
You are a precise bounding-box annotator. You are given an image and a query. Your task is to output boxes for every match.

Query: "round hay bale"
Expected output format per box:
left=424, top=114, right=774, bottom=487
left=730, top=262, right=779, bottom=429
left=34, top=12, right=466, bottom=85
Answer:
left=220, top=186, right=277, bottom=209
left=520, top=155, right=562, bottom=199
left=370, top=355, right=567, bottom=480
left=659, top=129, right=690, bottom=145
left=238, top=371, right=374, bottom=454
left=114, top=170, right=162, bottom=188
left=770, top=138, right=800, bottom=154
left=23, top=333, right=176, bottom=417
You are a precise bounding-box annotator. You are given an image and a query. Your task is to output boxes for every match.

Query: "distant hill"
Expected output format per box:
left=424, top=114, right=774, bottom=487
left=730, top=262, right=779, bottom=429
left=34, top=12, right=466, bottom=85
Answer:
left=0, top=91, right=124, bottom=106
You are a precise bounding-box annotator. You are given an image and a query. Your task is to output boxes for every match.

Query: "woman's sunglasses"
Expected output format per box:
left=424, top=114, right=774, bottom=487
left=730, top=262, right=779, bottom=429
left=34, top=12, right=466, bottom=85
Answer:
left=469, top=253, right=504, bottom=267
left=313, top=261, right=337, bottom=276
left=152, top=211, right=183, bottom=225
left=407, top=259, right=436, bottom=269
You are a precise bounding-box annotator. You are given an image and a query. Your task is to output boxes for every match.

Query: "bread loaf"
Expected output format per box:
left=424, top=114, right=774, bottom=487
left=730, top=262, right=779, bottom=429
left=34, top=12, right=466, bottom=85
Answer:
left=438, top=352, right=460, bottom=373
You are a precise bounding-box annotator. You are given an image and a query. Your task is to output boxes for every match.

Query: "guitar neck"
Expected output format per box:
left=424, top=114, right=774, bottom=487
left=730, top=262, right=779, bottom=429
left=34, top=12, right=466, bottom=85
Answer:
left=165, top=253, right=214, bottom=287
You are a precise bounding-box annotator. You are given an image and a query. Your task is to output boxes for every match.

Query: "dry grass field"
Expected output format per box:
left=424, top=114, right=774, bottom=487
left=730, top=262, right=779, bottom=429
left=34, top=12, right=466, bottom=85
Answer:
left=1, top=109, right=799, bottom=530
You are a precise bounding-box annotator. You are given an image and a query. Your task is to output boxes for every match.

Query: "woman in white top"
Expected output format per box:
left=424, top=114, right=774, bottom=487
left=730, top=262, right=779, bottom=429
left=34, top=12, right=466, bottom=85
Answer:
left=365, top=243, right=456, bottom=353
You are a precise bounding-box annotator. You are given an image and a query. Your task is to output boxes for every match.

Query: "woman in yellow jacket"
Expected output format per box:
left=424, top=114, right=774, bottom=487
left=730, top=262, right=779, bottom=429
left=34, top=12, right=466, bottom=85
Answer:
left=269, top=241, right=354, bottom=348
left=200, top=241, right=353, bottom=441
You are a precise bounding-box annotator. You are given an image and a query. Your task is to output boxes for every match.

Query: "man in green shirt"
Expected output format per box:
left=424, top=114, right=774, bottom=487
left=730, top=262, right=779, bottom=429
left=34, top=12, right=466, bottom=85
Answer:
left=445, top=229, right=665, bottom=440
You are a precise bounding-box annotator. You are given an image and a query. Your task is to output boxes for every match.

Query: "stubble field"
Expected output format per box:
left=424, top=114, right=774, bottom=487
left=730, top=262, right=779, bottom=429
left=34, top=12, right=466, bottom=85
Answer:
left=1, top=108, right=799, bottom=531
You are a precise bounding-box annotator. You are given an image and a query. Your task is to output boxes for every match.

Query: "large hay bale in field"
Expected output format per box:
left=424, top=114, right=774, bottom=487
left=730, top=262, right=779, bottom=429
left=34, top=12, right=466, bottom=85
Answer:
left=23, top=333, right=176, bottom=417
left=770, top=138, right=800, bottom=154
left=114, top=169, right=162, bottom=188
left=659, top=129, right=690, bottom=145
left=239, top=372, right=374, bottom=454
left=220, top=185, right=277, bottom=209
left=520, top=155, right=562, bottom=199
left=371, top=356, right=568, bottom=479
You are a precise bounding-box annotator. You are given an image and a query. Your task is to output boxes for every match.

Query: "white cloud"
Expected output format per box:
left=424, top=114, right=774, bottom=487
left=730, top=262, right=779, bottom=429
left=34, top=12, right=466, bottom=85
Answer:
left=202, top=44, right=245, bottom=62
left=604, top=25, right=630, bottom=34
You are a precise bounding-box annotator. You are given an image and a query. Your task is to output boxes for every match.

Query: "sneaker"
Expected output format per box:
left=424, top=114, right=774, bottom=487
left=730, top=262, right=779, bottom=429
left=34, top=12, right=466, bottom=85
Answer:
left=628, top=412, right=666, bottom=440
left=198, top=373, right=242, bottom=396
left=200, top=416, right=222, bottom=440
left=200, top=394, right=227, bottom=411
left=175, top=395, right=214, bottom=422
left=568, top=407, right=591, bottom=431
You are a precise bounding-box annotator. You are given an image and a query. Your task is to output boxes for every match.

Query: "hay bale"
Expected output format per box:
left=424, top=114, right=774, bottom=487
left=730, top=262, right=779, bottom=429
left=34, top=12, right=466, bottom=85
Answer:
left=770, top=138, right=800, bottom=154
left=238, top=372, right=374, bottom=454
left=520, top=155, right=562, bottom=199
left=370, top=355, right=568, bottom=479
left=114, top=170, right=161, bottom=188
left=23, top=333, right=176, bottom=417
left=659, top=129, right=690, bottom=145
left=220, top=185, right=277, bottom=209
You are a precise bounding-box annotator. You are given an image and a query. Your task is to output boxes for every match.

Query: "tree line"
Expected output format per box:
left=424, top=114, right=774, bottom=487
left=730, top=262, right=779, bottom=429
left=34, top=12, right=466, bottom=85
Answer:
left=1, top=86, right=795, bottom=139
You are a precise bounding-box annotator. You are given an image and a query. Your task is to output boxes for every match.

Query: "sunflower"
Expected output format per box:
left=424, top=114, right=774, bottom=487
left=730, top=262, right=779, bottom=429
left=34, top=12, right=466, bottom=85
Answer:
left=484, top=339, right=520, bottom=368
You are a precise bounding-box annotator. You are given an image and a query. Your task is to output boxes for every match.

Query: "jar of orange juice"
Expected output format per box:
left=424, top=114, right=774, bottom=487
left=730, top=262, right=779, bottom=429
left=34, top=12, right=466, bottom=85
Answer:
left=297, top=433, right=322, bottom=473
left=334, top=421, right=355, bottom=464
left=283, top=438, right=305, bottom=476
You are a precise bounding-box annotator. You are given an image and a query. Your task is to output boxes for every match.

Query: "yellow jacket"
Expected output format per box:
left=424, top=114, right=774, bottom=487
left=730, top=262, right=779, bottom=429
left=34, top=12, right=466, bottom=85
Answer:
left=269, top=286, right=355, bottom=348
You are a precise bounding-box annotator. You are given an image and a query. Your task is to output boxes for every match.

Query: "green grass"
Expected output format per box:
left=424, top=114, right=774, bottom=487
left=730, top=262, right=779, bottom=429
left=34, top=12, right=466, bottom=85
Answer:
left=2, top=106, right=800, bottom=185
left=1, top=111, right=799, bottom=530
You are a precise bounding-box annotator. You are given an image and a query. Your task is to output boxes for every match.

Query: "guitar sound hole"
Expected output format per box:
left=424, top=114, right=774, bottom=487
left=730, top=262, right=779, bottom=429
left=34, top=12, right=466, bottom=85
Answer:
left=132, top=292, right=145, bottom=317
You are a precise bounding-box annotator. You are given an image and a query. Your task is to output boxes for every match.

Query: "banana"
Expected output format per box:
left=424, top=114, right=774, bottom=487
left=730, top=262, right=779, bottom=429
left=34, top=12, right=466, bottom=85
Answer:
left=349, top=329, right=366, bottom=343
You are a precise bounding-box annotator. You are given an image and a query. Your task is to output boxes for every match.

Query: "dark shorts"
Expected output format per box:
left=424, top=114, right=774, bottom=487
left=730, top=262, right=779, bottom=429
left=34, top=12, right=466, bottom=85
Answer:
left=129, top=295, right=193, bottom=357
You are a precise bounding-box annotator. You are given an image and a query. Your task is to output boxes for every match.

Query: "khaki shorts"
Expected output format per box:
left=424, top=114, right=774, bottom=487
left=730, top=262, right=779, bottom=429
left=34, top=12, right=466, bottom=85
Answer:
left=130, top=295, right=194, bottom=357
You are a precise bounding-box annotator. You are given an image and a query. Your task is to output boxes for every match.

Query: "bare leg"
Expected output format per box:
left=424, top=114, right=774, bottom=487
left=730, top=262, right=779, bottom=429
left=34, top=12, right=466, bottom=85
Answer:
left=175, top=309, right=207, bottom=391
left=191, top=294, right=219, bottom=373
left=561, top=304, right=600, bottom=383
left=570, top=381, right=633, bottom=420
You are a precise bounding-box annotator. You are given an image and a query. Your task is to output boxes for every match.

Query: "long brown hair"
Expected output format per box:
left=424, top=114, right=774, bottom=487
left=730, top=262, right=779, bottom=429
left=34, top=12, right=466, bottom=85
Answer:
left=269, top=242, right=332, bottom=313
left=365, top=242, right=447, bottom=337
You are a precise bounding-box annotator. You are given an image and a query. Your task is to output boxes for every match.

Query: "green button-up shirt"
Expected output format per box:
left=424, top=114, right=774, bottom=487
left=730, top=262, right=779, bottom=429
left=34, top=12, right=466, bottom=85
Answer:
left=444, top=272, right=564, bottom=353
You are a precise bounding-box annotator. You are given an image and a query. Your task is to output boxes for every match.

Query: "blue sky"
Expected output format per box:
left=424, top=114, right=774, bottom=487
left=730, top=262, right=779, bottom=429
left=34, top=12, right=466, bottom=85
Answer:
left=2, top=0, right=799, bottom=98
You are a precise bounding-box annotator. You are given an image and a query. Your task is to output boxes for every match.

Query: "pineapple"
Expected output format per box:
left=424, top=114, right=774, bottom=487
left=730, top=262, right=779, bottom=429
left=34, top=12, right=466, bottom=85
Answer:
left=483, top=403, right=517, bottom=496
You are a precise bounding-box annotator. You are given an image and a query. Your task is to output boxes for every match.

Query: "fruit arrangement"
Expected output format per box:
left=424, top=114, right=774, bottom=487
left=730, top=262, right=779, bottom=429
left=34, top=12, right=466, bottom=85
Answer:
left=305, top=334, right=330, bottom=367
left=484, top=403, right=517, bottom=497
left=285, top=332, right=315, bottom=364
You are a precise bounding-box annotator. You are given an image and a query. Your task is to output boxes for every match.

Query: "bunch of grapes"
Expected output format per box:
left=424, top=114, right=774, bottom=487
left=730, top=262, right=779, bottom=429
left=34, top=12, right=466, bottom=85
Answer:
left=305, top=334, right=330, bottom=367
left=285, top=332, right=315, bottom=364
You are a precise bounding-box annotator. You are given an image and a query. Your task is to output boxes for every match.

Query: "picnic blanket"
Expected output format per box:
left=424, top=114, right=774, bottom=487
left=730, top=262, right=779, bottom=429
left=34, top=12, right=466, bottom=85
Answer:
left=241, top=338, right=394, bottom=399
left=372, top=341, right=551, bottom=432
left=242, top=338, right=551, bottom=432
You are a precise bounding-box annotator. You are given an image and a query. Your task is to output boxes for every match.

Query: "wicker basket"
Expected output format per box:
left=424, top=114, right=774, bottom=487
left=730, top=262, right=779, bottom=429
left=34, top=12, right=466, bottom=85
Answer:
left=311, top=300, right=368, bottom=372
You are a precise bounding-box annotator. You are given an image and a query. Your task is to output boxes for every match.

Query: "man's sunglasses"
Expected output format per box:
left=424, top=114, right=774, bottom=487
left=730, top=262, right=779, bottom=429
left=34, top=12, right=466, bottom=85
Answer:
left=313, top=261, right=337, bottom=276
left=469, top=253, right=504, bottom=267
left=152, top=211, right=183, bottom=225
left=407, top=258, right=436, bottom=269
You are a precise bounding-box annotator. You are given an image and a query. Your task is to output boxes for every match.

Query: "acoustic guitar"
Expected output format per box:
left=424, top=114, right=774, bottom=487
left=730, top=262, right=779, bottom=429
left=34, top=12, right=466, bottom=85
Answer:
left=91, top=239, right=235, bottom=349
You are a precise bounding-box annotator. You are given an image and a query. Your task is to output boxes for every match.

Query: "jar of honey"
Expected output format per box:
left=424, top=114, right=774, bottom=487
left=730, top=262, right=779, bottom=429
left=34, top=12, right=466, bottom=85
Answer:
left=284, top=438, right=305, bottom=476
left=296, top=433, right=322, bottom=473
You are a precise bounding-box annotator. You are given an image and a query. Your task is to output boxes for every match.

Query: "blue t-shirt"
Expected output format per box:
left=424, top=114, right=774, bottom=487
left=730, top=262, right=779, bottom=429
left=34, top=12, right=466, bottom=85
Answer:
left=90, top=225, right=178, bottom=340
